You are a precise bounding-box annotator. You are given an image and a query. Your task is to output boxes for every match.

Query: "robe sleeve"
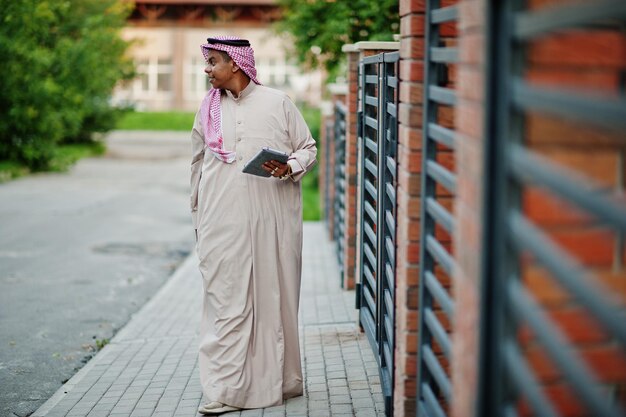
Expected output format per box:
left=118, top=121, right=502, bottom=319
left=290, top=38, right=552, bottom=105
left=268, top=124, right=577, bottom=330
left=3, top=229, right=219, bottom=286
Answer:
left=283, top=97, right=317, bottom=182
left=190, top=110, right=205, bottom=229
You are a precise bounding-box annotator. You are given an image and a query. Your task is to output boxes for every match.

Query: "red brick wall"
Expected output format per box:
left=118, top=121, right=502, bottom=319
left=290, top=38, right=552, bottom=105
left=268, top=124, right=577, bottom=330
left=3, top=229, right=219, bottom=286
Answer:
left=342, top=51, right=360, bottom=289
left=396, top=1, right=426, bottom=415
left=450, top=1, right=485, bottom=417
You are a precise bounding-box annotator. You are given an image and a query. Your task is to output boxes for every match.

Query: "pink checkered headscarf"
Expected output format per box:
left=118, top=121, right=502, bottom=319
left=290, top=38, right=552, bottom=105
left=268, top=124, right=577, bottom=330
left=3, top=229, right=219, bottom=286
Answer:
left=199, top=36, right=261, bottom=163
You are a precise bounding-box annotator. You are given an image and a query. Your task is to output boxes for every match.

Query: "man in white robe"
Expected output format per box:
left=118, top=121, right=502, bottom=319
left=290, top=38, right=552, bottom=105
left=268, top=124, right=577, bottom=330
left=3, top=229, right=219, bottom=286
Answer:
left=189, top=36, right=317, bottom=415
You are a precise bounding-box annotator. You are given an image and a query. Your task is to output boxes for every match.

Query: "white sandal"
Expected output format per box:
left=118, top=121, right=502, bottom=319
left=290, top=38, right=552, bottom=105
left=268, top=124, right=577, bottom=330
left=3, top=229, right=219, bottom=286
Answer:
left=198, top=401, right=241, bottom=415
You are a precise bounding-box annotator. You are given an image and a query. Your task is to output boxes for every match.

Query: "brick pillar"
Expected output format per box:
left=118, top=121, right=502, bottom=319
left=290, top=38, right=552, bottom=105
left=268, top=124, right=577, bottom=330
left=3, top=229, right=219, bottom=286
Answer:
left=395, top=1, right=426, bottom=414
left=341, top=47, right=360, bottom=290
left=319, top=102, right=333, bottom=227
left=450, top=1, right=486, bottom=417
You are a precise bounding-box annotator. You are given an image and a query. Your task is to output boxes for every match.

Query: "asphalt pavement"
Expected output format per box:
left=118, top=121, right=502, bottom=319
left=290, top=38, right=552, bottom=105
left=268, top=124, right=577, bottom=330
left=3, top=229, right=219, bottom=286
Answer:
left=0, top=131, right=194, bottom=417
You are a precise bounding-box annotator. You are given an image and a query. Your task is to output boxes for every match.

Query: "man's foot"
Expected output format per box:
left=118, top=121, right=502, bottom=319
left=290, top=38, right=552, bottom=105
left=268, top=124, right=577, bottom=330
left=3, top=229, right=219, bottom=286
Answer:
left=198, top=401, right=241, bottom=415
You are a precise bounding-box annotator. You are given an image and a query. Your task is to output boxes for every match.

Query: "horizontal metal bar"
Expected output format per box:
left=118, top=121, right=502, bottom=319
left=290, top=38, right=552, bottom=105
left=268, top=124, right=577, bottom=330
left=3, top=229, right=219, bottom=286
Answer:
left=428, top=123, right=456, bottom=149
left=365, top=74, right=379, bottom=85
left=387, top=76, right=398, bottom=90
left=363, top=53, right=384, bottom=64
left=384, top=313, right=393, bottom=346
left=365, top=137, right=377, bottom=153
left=428, top=85, right=456, bottom=106
left=386, top=156, right=396, bottom=178
left=385, top=210, right=395, bottom=237
left=363, top=263, right=376, bottom=290
left=424, top=307, right=452, bottom=359
left=422, top=344, right=452, bottom=402
left=426, top=160, right=457, bottom=193
left=362, top=283, right=376, bottom=312
left=365, top=96, right=378, bottom=108
left=431, top=47, right=458, bottom=64
left=334, top=100, right=347, bottom=113
left=503, top=341, right=559, bottom=417
left=512, top=79, right=626, bottom=131
left=425, top=270, right=455, bottom=319
left=385, top=182, right=396, bottom=205
left=509, top=212, right=626, bottom=347
left=420, top=384, right=447, bottom=417
left=386, top=102, right=397, bottom=117
left=365, top=159, right=377, bottom=176
left=514, top=0, right=626, bottom=40
left=426, top=235, right=454, bottom=276
left=509, top=145, right=626, bottom=231
left=508, top=280, right=623, bottom=417
left=431, top=5, right=458, bottom=24
left=364, top=201, right=376, bottom=225
left=360, top=308, right=379, bottom=367
left=365, top=116, right=378, bottom=129
left=385, top=262, right=394, bottom=295
left=426, top=197, right=455, bottom=234
left=365, top=180, right=377, bottom=199
left=385, top=235, right=395, bottom=266
left=364, top=223, right=377, bottom=248
left=364, top=201, right=376, bottom=222
left=383, top=339, right=393, bottom=370
left=384, top=51, right=400, bottom=63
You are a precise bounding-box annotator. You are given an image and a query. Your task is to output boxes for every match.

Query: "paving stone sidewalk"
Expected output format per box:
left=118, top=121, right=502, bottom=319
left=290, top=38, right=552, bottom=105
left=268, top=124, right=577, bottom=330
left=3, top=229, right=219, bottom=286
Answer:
left=33, top=222, right=385, bottom=417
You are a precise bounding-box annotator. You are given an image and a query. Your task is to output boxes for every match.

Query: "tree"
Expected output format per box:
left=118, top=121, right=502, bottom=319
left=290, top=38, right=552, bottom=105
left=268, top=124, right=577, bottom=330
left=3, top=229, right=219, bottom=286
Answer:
left=275, top=0, right=399, bottom=79
left=0, top=0, right=134, bottom=170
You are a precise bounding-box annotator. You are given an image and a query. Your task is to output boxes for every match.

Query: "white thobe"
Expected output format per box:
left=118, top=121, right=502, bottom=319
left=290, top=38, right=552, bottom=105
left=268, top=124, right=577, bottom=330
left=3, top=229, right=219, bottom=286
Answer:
left=190, top=81, right=317, bottom=408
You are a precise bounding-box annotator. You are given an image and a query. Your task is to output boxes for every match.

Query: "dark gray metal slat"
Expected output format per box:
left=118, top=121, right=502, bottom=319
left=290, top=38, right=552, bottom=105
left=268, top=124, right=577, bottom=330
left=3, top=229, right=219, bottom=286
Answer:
left=365, top=180, right=377, bottom=199
left=514, top=0, right=626, bottom=40
left=431, top=5, right=458, bottom=24
left=426, top=235, right=454, bottom=276
left=422, top=345, right=452, bottom=402
left=512, top=79, right=626, bottom=131
left=424, top=307, right=452, bottom=359
left=428, top=85, right=456, bottom=106
left=503, top=341, right=559, bottom=417
left=430, top=47, right=459, bottom=63
left=426, top=160, right=457, bottom=193
left=425, top=270, right=455, bottom=319
left=509, top=144, right=626, bottom=231
left=426, top=197, right=455, bottom=234
left=509, top=212, right=626, bottom=347
left=508, top=280, right=623, bottom=417
left=428, top=123, right=456, bottom=149
left=420, top=385, right=447, bottom=417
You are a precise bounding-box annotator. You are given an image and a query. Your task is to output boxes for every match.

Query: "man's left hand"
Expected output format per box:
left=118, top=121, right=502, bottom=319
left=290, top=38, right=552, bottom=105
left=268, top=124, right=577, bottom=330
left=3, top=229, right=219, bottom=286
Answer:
left=262, top=160, right=290, bottom=178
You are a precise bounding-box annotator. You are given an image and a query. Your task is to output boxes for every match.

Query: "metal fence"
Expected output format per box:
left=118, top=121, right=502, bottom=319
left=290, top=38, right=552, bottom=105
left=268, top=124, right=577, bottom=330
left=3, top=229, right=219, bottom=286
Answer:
left=479, top=1, right=626, bottom=417
left=333, top=101, right=347, bottom=281
left=356, top=50, right=400, bottom=417
left=416, top=2, right=459, bottom=416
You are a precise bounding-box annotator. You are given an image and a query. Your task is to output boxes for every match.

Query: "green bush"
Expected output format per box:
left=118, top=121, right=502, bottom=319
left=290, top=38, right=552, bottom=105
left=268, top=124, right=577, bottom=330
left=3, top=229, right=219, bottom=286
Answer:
left=0, top=0, right=134, bottom=170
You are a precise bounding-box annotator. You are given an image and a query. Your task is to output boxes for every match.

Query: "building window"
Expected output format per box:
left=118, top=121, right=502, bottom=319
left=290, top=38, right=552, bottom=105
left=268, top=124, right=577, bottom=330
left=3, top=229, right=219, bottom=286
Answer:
left=134, top=57, right=173, bottom=96
left=185, top=56, right=210, bottom=99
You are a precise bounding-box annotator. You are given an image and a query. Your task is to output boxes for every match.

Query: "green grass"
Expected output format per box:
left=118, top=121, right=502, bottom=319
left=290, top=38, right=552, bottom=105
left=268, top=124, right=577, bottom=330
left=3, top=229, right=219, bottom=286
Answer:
left=302, top=164, right=320, bottom=221
left=116, top=111, right=195, bottom=131
left=0, top=142, right=106, bottom=183
left=49, top=142, right=106, bottom=172
left=0, top=160, right=29, bottom=183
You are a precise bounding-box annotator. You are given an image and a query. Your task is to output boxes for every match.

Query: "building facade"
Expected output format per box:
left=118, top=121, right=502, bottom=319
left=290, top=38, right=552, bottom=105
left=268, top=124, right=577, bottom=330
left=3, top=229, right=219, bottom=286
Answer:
left=113, top=0, right=322, bottom=111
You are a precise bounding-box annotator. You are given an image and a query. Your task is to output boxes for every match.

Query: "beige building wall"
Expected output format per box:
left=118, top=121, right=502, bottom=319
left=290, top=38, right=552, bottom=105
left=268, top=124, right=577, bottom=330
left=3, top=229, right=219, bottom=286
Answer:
left=113, top=26, right=322, bottom=111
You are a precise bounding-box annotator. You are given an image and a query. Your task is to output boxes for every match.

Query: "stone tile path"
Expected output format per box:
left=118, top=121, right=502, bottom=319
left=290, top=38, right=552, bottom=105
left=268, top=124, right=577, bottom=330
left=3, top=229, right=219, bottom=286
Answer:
left=33, top=222, right=385, bottom=417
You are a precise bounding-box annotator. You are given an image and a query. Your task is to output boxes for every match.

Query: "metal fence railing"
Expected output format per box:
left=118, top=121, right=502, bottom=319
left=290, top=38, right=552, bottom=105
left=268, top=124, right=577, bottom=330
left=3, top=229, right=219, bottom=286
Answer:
left=479, top=1, right=626, bottom=416
left=357, top=50, right=400, bottom=417
left=416, top=2, right=459, bottom=416
left=333, top=101, right=347, bottom=281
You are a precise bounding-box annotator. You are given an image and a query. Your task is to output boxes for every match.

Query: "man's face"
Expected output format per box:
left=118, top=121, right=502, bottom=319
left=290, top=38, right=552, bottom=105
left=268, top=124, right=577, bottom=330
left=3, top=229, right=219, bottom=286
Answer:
left=204, top=50, right=234, bottom=90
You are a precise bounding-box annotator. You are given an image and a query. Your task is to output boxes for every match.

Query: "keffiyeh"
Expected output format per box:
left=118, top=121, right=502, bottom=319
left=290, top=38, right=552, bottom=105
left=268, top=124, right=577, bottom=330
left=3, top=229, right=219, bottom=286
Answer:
left=200, top=36, right=261, bottom=163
